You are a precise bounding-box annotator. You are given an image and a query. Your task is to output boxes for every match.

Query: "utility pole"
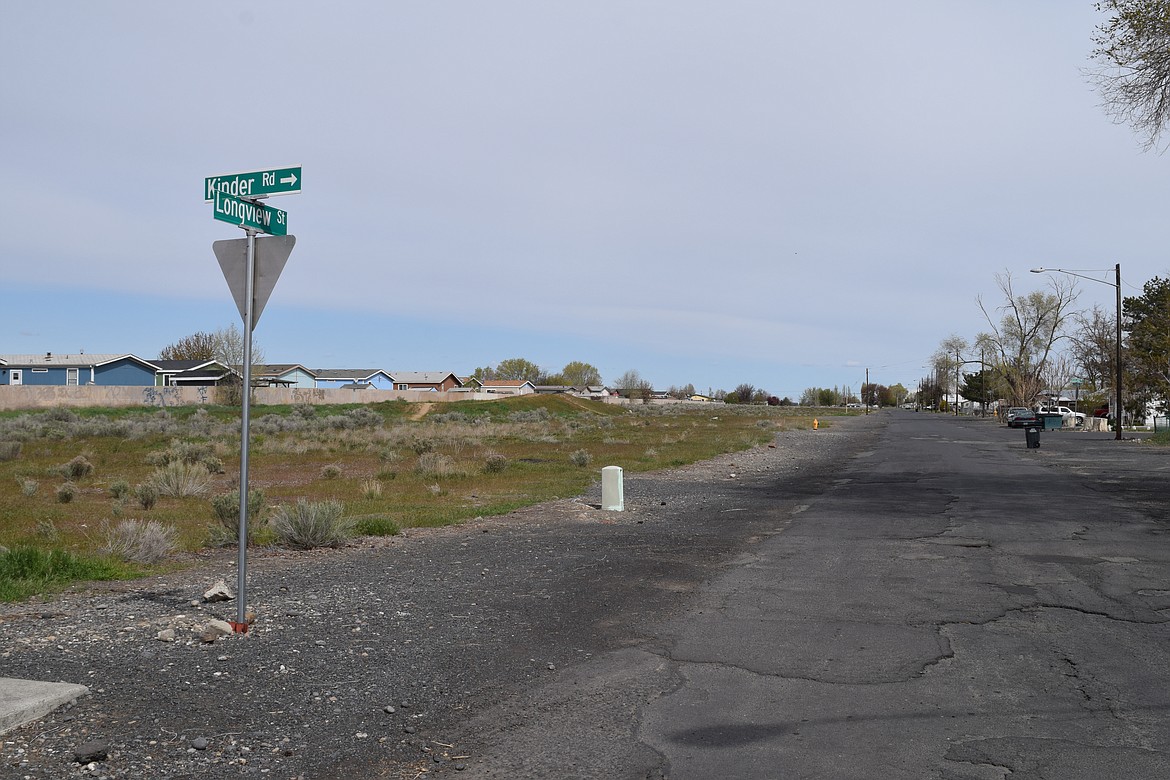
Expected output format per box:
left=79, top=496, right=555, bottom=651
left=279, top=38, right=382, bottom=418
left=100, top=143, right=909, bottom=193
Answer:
left=954, top=351, right=960, bottom=417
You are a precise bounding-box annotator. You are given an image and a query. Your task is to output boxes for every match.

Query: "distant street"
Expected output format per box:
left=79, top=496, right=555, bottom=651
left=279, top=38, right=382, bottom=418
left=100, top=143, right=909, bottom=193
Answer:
left=459, top=412, right=1170, bottom=779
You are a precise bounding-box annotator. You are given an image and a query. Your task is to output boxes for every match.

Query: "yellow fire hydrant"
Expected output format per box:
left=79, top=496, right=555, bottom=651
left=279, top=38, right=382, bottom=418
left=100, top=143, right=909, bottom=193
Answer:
left=813, top=418, right=819, bottom=430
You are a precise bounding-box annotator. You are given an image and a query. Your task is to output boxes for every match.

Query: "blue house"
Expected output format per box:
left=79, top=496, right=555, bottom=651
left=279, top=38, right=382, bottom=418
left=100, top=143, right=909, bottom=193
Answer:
left=251, top=364, right=317, bottom=388
left=314, top=369, right=395, bottom=390
left=0, top=353, right=159, bottom=386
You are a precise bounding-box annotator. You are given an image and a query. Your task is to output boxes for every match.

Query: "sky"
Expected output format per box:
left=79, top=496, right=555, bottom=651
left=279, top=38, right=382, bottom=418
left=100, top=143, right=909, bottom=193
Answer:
left=2, top=2, right=1167, bottom=401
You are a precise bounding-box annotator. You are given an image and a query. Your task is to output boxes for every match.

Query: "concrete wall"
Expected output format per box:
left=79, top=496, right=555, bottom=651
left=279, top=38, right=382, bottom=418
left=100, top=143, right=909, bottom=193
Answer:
left=0, top=385, right=505, bottom=411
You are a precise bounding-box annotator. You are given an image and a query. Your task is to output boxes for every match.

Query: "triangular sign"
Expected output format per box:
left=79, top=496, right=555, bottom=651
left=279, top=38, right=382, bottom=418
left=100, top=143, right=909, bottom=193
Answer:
left=212, top=235, right=296, bottom=329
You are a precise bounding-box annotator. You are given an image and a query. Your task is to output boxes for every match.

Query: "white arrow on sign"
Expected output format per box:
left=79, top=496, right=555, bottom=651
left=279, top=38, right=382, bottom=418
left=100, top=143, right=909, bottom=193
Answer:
left=213, top=235, right=296, bottom=328
left=280, top=173, right=298, bottom=186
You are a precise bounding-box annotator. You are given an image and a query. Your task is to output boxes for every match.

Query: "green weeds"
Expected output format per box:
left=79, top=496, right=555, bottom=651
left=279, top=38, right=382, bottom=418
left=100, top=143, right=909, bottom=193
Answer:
left=0, top=546, right=133, bottom=602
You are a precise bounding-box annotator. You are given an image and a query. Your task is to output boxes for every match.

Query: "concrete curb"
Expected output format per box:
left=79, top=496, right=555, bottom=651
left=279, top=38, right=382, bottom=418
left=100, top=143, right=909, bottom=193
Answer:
left=0, top=678, right=89, bottom=735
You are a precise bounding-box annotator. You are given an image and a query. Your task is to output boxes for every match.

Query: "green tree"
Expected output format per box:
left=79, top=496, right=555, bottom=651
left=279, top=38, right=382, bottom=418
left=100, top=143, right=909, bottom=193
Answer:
left=559, top=361, right=602, bottom=387
left=861, top=383, right=888, bottom=407
left=959, top=369, right=995, bottom=411
left=1091, top=1, right=1170, bottom=150
left=731, top=383, right=756, bottom=404
left=1124, top=275, right=1170, bottom=411
left=888, top=383, right=909, bottom=406
left=159, top=331, right=217, bottom=361
left=800, top=387, right=839, bottom=406
left=494, top=357, right=542, bottom=383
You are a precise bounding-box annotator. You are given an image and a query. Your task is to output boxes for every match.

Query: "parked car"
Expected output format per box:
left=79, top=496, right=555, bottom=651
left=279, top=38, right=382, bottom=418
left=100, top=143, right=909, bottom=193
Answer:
left=1036, top=405, right=1086, bottom=426
left=1006, top=407, right=1039, bottom=428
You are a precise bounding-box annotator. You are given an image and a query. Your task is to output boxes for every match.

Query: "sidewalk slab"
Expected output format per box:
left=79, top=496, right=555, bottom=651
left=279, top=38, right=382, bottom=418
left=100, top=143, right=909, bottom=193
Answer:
left=0, top=677, right=89, bottom=735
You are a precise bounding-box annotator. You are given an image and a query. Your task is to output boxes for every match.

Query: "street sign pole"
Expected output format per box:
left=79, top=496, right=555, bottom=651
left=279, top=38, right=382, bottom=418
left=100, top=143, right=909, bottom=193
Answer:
left=206, top=165, right=300, bottom=633
left=236, top=227, right=257, bottom=630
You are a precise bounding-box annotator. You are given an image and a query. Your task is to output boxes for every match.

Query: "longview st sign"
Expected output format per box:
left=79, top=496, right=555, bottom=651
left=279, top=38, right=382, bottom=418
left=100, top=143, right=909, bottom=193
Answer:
left=212, top=191, right=288, bottom=236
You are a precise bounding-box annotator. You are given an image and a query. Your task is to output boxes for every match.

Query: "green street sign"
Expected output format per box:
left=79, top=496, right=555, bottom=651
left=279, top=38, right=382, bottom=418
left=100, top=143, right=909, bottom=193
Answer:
left=212, top=191, right=288, bottom=236
left=204, top=166, right=301, bottom=202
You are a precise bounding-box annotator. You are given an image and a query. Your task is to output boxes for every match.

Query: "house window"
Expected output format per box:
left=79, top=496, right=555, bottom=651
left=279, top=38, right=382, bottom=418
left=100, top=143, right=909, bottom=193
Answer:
left=397, top=384, right=409, bottom=390
left=67, top=368, right=79, bottom=386
left=32, top=368, right=48, bottom=373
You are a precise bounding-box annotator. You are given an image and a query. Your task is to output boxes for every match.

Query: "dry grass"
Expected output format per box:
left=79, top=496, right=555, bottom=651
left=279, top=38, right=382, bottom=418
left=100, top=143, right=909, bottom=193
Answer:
left=0, top=397, right=831, bottom=560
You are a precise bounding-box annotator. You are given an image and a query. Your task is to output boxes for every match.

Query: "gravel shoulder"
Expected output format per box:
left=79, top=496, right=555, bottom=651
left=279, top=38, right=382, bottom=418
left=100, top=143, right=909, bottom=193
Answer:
left=1, top=415, right=880, bottom=779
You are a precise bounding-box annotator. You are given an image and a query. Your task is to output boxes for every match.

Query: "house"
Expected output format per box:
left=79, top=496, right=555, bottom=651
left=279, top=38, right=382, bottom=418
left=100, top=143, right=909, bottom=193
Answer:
left=252, top=364, right=317, bottom=388
left=314, top=369, right=394, bottom=390
left=479, top=379, right=536, bottom=395
left=152, top=359, right=236, bottom=387
left=0, top=352, right=159, bottom=386
left=534, top=385, right=584, bottom=395
left=388, top=371, right=462, bottom=392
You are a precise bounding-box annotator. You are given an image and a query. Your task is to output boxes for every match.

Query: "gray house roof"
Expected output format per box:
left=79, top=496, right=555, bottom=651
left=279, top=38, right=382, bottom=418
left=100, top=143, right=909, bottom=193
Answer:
left=388, top=371, right=460, bottom=385
left=0, top=353, right=158, bottom=369
left=314, top=369, right=389, bottom=381
left=253, top=364, right=316, bottom=377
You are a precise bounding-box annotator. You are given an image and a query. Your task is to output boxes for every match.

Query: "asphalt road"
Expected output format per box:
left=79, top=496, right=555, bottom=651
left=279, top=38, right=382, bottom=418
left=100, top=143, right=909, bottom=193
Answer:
left=4, top=411, right=1169, bottom=779
left=456, top=412, right=1170, bottom=779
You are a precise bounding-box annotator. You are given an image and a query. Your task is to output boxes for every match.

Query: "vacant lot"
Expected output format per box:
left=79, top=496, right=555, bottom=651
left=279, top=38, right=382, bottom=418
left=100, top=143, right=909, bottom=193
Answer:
left=0, top=396, right=834, bottom=593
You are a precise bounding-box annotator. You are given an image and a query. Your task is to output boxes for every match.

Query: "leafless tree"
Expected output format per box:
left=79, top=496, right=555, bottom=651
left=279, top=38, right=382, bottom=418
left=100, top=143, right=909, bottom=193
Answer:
left=1090, top=0, right=1170, bottom=151
left=975, top=272, right=1079, bottom=407
left=931, top=334, right=970, bottom=399
left=212, top=324, right=264, bottom=371
left=1069, top=304, right=1120, bottom=389
left=1040, top=353, right=1076, bottom=402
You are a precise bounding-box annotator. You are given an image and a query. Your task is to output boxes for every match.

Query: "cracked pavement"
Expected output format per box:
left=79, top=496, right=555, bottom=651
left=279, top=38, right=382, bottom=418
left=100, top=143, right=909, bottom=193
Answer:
left=456, top=412, right=1170, bottom=779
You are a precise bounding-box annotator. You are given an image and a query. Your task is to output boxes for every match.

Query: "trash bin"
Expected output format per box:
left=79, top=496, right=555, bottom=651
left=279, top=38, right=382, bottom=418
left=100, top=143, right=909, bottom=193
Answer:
left=1038, top=413, right=1063, bottom=430
left=1025, top=427, right=1040, bottom=449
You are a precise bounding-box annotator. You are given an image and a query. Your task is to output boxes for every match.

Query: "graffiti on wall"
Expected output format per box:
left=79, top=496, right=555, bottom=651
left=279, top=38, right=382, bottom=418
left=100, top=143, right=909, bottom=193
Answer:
left=291, top=388, right=327, bottom=404
left=141, top=387, right=182, bottom=407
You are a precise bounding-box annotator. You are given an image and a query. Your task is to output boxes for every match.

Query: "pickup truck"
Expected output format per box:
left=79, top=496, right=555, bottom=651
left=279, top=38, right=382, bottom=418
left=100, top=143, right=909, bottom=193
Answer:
left=1036, top=405, right=1086, bottom=426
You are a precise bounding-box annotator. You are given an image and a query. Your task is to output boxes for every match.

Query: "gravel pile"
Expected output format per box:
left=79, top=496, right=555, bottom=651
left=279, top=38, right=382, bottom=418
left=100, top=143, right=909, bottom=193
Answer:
left=1, top=417, right=877, bottom=779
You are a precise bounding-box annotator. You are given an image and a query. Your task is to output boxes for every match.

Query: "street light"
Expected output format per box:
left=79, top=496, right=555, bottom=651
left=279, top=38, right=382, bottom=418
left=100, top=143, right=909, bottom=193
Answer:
left=1030, top=264, right=1122, bottom=440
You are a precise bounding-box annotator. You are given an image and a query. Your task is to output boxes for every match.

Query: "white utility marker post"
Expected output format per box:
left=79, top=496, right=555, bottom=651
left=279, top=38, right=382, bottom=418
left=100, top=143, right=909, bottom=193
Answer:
left=207, top=166, right=300, bottom=632
left=602, top=466, right=624, bottom=511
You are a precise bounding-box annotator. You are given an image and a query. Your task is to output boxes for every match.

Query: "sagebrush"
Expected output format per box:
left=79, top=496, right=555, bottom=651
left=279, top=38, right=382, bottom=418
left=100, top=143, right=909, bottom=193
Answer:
left=101, top=519, right=178, bottom=564
left=270, top=499, right=353, bottom=549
